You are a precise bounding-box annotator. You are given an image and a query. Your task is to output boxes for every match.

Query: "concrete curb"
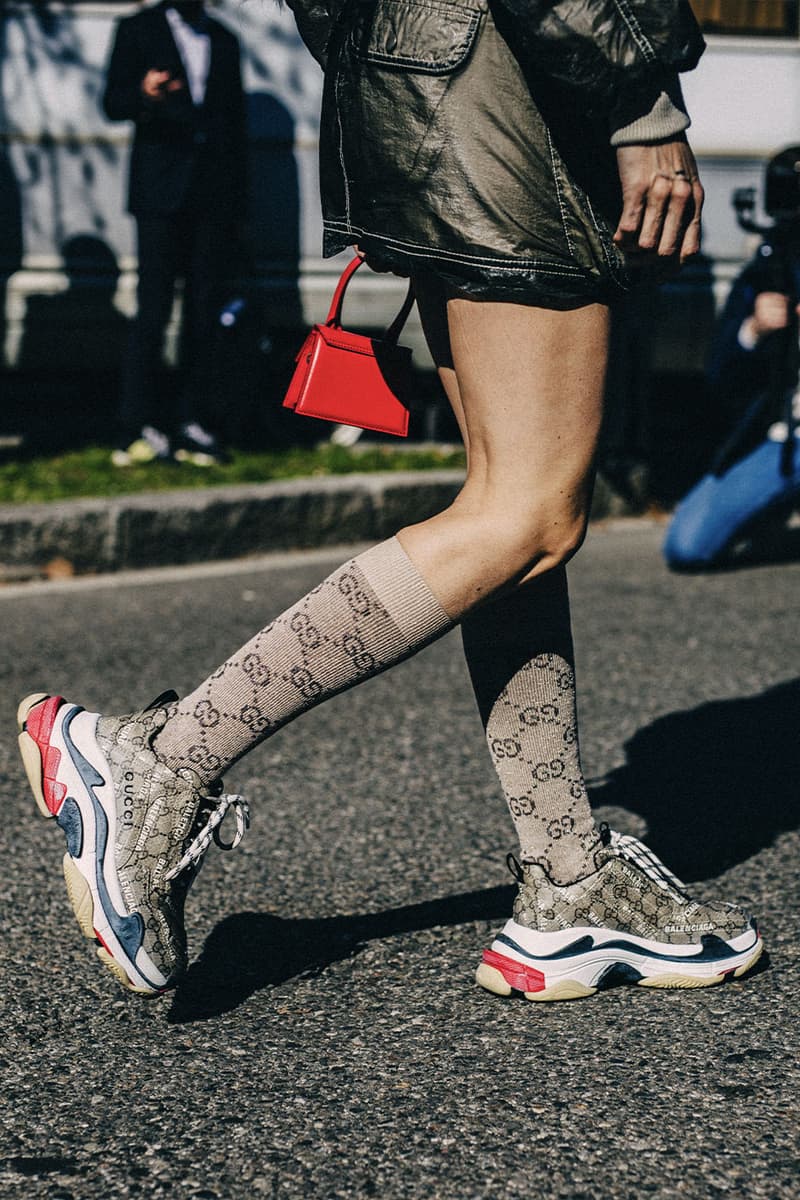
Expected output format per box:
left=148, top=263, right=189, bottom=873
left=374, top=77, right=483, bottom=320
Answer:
left=0, top=469, right=635, bottom=579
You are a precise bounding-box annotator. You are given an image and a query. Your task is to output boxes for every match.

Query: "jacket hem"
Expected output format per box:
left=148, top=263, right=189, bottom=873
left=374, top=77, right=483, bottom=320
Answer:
left=323, top=222, right=628, bottom=307
left=324, top=221, right=589, bottom=278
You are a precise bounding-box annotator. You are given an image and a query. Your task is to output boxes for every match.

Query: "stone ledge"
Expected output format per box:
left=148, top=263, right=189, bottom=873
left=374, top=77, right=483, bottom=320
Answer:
left=0, top=468, right=634, bottom=580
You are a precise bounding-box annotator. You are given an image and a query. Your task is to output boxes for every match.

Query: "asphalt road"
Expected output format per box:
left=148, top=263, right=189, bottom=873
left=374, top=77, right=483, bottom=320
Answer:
left=1, top=524, right=798, bottom=1200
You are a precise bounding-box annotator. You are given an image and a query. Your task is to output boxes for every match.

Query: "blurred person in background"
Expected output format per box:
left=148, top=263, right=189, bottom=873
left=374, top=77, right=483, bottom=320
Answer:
left=664, top=147, right=800, bottom=569
left=103, top=0, right=246, bottom=466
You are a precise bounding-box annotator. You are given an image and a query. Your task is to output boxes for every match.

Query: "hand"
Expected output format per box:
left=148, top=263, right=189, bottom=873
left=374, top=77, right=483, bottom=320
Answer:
left=745, top=291, right=797, bottom=340
left=141, top=69, right=184, bottom=102
left=613, top=138, right=704, bottom=265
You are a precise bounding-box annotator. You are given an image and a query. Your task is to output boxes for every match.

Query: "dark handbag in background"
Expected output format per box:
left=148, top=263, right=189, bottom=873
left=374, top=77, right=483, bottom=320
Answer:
left=283, top=256, right=415, bottom=437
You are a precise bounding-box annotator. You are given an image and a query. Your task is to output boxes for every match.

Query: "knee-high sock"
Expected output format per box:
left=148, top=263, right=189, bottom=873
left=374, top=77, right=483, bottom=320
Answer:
left=461, top=567, right=600, bottom=885
left=154, top=537, right=453, bottom=784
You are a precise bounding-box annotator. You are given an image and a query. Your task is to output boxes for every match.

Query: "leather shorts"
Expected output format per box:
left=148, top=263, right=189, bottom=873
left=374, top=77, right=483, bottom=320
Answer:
left=320, top=0, right=633, bottom=307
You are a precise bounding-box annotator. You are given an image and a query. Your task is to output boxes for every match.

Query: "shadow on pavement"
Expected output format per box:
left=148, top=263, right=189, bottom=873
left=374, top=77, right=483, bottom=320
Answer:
left=169, top=680, right=798, bottom=1022
left=168, top=884, right=515, bottom=1023
left=590, top=677, right=800, bottom=881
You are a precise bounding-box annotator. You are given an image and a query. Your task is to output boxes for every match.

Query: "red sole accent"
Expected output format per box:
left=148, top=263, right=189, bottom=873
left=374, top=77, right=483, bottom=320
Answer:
left=25, top=696, right=67, bottom=815
left=483, top=948, right=546, bottom=993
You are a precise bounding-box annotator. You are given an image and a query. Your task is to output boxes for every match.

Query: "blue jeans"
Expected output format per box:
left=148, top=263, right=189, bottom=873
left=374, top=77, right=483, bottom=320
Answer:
left=664, top=435, right=800, bottom=568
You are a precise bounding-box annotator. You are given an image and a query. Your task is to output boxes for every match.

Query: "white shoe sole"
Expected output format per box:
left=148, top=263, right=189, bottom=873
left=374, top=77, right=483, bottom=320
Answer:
left=18, top=693, right=170, bottom=995
left=476, top=917, right=764, bottom=1001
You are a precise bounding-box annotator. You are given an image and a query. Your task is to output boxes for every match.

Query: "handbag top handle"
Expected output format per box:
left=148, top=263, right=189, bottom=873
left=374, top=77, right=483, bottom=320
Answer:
left=325, top=256, right=415, bottom=345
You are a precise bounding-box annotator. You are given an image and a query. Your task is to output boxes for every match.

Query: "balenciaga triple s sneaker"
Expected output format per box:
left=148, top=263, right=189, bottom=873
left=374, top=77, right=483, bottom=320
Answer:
left=17, top=692, right=249, bottom=995
left=477, top=827, right=763, bottom=1001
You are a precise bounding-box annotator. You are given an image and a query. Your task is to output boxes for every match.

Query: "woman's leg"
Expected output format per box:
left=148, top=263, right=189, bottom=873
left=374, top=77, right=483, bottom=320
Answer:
left=414, top=275, right=604, bottom=885
left=19, top=277, right=611, bottom=995
left=461, top=569, right=600, bottom=886
left=153, top=282, right=609, bottom=786
left=405, top=284, right=759, bottom=1000
left=401, top=278, right=609, bottom=612
left=153, top=536, right=454, bottom=782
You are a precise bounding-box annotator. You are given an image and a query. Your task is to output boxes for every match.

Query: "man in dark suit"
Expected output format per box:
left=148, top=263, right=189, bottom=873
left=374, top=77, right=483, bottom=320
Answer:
left=103, top=0, right=247, bottom=465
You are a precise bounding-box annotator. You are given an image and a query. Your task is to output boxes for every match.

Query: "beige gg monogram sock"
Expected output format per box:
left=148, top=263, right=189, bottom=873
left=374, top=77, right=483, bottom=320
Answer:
left=154, top=537, right=452, bottom=784
left=461, top=567, right=600, bottom=885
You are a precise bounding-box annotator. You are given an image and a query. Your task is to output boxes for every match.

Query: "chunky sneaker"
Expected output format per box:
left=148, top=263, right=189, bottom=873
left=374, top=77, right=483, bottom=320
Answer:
left=173, top=422, right=229, bottom=467
left=17, top=692, right=249, bottom=995
left=477, top=827, right=763, bottom=1002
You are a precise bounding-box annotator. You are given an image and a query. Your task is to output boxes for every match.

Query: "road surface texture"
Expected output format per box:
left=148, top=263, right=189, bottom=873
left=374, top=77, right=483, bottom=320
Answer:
left=1, top=523, right=798, bottom=1200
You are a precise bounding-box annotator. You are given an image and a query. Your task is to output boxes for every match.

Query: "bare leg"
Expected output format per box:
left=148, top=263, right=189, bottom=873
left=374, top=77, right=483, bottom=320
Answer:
left=410, top=276, right=607, bottom=882
left=403, top=275, right=609, bottom=613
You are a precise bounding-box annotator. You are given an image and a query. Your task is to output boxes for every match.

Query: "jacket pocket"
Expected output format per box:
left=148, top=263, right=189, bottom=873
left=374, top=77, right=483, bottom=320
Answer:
left=351, top=0, right=483, bottom=75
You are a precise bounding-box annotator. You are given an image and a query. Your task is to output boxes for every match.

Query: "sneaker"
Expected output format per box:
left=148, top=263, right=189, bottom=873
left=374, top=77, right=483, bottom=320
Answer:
left=476, top=827, right=763, bottom=1002
left=329, top=423, right=364, bottom=447
left=173, top=422, right=229, bottom=467
left=17, top=692, right=249, bottom=995
left=111, top=425, right=173, bottom=468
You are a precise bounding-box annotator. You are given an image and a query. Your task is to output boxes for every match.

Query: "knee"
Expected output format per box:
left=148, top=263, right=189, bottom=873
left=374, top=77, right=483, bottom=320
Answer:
left=507, top=509, right=588, bottom=580
left=456, top=457, right=594, bottom=577
left=468, top=498, right=589, bottom=586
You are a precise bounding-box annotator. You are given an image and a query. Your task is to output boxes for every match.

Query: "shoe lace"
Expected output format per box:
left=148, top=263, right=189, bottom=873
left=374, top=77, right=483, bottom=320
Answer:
left=505, top=852, right=526, bottom=883
left=599, top=823, right=688, bottom=899
left=165, top=792, right=250, bottom=881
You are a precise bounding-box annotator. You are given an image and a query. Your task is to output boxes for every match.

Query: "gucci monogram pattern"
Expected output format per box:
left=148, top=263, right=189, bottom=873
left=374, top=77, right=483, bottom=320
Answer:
left=485, top=652, right=599, bottom=886
left=154, top=545, right=450, bottom=785
left=97, top=703, right=210, bottom=982
left=513, top=841, right=752, bottom=946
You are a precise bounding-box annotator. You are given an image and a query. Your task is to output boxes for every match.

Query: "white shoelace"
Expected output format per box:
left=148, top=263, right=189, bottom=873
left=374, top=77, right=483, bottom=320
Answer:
left=609, top=830, right=687, bottom=899
left=165, top=793, right=250, bottom=881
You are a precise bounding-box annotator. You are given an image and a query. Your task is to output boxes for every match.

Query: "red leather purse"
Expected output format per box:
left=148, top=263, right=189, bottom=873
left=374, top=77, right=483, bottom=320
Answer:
left=283, top=256, right=415, bottom=437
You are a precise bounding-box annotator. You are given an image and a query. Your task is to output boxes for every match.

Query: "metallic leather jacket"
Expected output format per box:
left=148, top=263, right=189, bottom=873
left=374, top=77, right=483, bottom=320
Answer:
left=288, top=0, right=705, bottom=304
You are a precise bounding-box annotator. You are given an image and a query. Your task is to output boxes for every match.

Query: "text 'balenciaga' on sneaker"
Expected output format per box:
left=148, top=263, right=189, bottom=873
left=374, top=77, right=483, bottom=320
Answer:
left=17, top=692, right=249, bottom=996
left=476, top=827, right=763, bottom=1002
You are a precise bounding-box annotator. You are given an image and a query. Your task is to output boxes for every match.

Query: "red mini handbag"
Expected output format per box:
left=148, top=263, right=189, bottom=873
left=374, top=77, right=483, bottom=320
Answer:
left=283, top=256, right=415, bottom=438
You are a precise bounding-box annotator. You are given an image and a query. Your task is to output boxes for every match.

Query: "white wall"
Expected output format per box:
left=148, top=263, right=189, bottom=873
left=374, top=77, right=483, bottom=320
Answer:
left=683, top=36, right=800, bottom=266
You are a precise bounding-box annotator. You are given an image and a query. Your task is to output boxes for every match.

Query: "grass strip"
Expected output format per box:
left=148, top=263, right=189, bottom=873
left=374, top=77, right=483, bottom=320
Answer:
left=0, top=443, right=466, bottom=505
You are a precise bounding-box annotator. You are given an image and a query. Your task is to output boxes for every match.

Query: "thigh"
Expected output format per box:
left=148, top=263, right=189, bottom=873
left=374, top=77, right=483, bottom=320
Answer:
left=414, top=270, right=469, bottom=447
left=449, top=294, right=609, bottom=512
left=400, top=276, right=610, bottom=612
left=415, top=272, right=609, bottom=508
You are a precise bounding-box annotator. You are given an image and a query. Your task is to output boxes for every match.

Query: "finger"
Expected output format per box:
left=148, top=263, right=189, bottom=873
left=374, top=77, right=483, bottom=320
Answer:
left=637, top=173, right=673, bottom=251
left=613, top=185, right=648, bottom=249
left=657, top=179, right=693, bottom=257
left=679, top=180, right=704, bottom=262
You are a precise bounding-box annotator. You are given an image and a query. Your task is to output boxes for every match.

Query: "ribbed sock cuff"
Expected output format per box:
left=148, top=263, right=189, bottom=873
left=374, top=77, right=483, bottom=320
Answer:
left=358, top=537, right=453, bottom=645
